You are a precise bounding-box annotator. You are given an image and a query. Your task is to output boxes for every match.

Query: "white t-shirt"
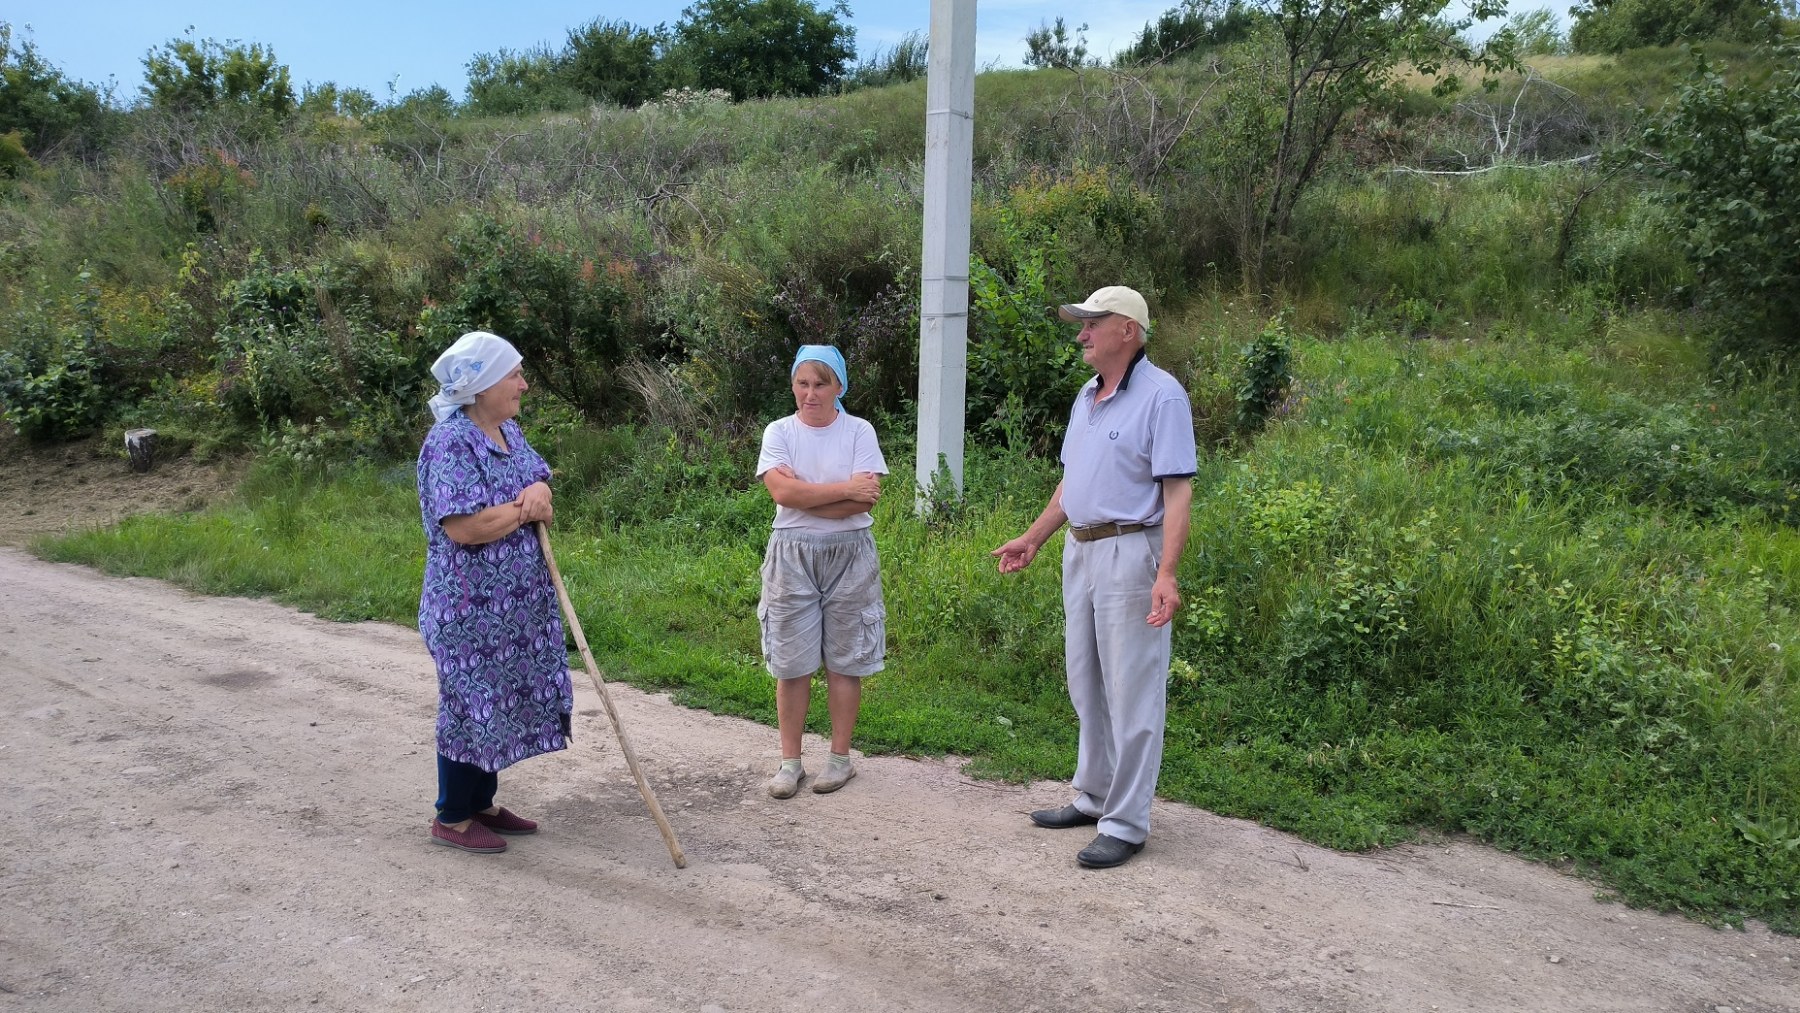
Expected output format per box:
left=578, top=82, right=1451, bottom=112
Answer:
left=756, top=412, right=888, bottom=532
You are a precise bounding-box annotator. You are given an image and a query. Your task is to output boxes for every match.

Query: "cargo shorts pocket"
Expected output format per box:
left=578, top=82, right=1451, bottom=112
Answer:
left=853, top=603, right=887, bottom=666
left=756, top=599, right=773, bottom=663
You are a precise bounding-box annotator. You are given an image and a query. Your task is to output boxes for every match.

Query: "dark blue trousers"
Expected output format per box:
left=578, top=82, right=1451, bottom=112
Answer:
left=435, top=754, right=497, bottom=824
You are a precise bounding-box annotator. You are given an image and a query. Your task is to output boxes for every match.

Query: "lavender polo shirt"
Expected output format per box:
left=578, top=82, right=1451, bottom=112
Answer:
left=1058, top=349, right=1198, bottom=528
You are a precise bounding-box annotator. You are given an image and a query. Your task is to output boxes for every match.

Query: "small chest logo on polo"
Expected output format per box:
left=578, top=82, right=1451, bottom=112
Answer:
left=1109, top=430, right=1120, bottom=440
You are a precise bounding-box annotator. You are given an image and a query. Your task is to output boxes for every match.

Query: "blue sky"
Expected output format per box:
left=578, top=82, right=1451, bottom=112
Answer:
left=9, top=1, right=1559, bottom=103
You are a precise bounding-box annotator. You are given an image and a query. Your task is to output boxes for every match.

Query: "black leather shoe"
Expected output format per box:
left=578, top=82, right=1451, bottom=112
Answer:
left=1076, top=833, right=1145, bottom=868
left=1030, top=804, right=1100, bottom=829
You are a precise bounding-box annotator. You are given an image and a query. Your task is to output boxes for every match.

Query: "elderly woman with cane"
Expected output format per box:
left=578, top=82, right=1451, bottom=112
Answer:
left=756, top=345, right=889, bottom=798
left=417, top=330, right=573, bottom=854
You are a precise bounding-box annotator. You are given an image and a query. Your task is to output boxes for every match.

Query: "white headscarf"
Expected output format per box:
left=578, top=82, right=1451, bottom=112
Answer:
left=428, top=331, right=523, bottom=423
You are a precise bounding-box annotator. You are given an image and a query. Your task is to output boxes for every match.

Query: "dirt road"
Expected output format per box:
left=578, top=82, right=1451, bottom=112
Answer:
left=2, top=547, right=1795, bottom=1012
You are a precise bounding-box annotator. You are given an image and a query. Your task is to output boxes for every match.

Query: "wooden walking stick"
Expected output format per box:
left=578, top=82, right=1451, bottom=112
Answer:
left=536, top=522, right=687, bottom=869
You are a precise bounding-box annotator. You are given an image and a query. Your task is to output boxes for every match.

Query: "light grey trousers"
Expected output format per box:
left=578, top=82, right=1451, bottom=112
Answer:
left=1061, top=526, right=1171, bottom=845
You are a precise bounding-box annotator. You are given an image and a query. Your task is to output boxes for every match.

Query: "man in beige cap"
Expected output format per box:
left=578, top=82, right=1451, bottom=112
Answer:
left=992, top=285, right=1196, bottom=869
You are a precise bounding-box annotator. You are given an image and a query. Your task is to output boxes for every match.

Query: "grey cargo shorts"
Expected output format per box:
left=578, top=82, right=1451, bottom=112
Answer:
left=757, top=527, right=886, bottom=679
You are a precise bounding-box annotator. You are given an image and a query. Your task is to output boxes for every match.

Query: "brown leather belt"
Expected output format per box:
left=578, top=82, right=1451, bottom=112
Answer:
left=1069, top=522, right=1147, bottom=543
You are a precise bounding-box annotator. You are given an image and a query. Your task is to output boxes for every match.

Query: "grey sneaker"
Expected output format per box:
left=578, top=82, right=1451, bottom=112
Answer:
left=767, top=764, right=804, bottom=799
left=810, top=761, right=857, bottom=794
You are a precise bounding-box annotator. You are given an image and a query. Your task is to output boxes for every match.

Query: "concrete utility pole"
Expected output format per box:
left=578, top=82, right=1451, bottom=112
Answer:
left=916, top=0, right=976, bottom=508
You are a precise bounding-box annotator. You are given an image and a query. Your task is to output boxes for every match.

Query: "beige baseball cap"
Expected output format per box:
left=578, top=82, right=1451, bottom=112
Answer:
left=1057, top=286, right=1150, bottom=333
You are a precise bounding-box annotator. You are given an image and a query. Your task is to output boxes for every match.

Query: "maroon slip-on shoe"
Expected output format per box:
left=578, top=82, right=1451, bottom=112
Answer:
left=431, top=819, right=508, bottom=853
left=471, top=806, right=538, bottom=835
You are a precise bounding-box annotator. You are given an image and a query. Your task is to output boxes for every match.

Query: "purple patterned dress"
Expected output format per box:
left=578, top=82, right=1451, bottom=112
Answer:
left=417, top=410, right=572, bottom=773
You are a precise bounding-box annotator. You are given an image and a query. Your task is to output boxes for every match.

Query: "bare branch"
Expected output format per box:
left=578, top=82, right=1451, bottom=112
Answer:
left=1388, top=154, right=1599, bottom=175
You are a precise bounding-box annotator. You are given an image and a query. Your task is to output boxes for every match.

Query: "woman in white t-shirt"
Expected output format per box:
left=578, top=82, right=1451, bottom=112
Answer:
left=755, top=345, right=889, bottom=799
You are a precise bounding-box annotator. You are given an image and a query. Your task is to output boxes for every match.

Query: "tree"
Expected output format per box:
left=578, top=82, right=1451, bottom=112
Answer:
left=1024, top=17, right=1091, bottom=69
left=141, top=36, right=295, bottom=117
left=0, top=21, right=111, bottom=155
left=1570, top=0, right=1781, bottom=53
left=564, top=19, right=665, bottom=107
left=369, top=84, right=455, bottom=148
left=298, top=82, right=377, bottom=119
left=1204, top=0, right=1517, bottom=288
left=1493, top=8, right=1570, bottom=55
left=386, top=84, right=456, bottom=120
left=665, top=0, right=856, bottom=100
left=1642, top=41, right=1800, bottom=359
left=464, top=44, right=583, bottom=116
left=1115, top=0, right=1263, bottom=66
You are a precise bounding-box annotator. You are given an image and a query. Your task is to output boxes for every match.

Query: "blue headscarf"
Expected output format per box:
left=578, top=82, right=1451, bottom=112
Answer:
left=792, top=344, right=849, bottom=412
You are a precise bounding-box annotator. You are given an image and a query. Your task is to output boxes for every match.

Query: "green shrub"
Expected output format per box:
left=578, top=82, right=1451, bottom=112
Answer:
left=214, top=314, right=416, bottom=439
left=528, top=422, right=763, bottom=536
left=465, top=44, right=586, bottom=116
left=1275, top=501, right=1451, bottom=692
left=1234, top=312, right=1295, bottom=435
left=962, top=170, right=1173, bottom=453
left=651, top=164, right=920, bottom=423
left=1643, top=40, right=1800, bottom=361
left=312, top=235, right=439, bottom=340
left=203, top=259, right=422, bottom=457
left=431, top=212, right=651, bottom=420
left=141, top=36, right=296, bottom=119
left=1116, top=0, right=1263, bottom=66
left=0, top=271, right=116, bottom=441
left=967, top=247, right=1084, bottom=455
left=648, top=255, right=786, bottom=423
left=984, top=165, right=1163, bottom=299
left=227, top=258, right=313, bottom=328
left=714, top=163, right=917, bottom=307
left=165, top=149, right=258, bottom=234
left=0, top=352, right=106, bottom=440
left=1570, top=0, right=1781, bottom=54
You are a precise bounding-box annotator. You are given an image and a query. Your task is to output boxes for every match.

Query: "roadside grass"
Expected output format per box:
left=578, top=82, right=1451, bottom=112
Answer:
left=46, top=463, right=422, bottom=622
left=41, top=311, right=1800, bottom=932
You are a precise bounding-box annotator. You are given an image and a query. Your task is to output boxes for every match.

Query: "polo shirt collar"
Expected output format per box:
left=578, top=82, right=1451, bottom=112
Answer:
left=1089, top=347, right=1148, bottom=394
